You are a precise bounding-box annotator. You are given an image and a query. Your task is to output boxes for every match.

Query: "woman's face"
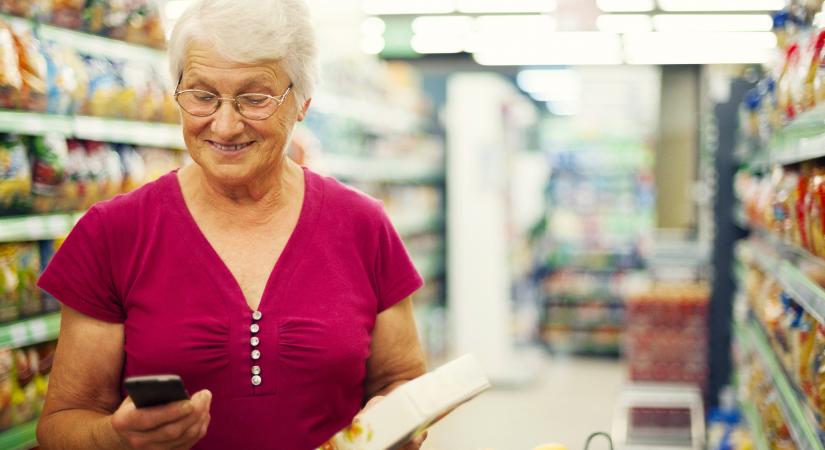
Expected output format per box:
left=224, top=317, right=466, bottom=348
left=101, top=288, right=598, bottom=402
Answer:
left=178, top=43, right=306, bottom=187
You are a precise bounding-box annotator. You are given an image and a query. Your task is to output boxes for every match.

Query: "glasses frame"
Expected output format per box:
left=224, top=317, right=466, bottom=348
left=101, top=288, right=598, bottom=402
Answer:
left=174, top=82, right=293, bottom=120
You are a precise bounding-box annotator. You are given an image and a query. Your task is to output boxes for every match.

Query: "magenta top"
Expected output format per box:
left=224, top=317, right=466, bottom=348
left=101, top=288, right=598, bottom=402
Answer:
left=38, top=167, right=424, bottom=450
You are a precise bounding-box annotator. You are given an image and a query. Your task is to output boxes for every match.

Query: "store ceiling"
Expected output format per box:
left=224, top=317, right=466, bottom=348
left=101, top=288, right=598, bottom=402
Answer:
left=360, top=0, right=785, bottom=65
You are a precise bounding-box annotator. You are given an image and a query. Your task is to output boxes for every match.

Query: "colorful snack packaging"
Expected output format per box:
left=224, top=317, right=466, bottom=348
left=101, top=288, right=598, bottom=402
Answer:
left=29, top=133, right=67, bottom=214
left=0, top=133, right=30, bottom=215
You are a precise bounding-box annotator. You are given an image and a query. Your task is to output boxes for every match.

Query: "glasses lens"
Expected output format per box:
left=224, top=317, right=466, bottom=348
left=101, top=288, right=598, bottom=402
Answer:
left=176, top=91, right=218, bottom=116
left=237, top=94, right=277, bottom=120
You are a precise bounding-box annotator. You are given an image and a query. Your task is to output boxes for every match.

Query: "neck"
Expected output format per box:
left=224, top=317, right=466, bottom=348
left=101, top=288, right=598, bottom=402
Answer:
left=181, top=158, right=302, bottom=227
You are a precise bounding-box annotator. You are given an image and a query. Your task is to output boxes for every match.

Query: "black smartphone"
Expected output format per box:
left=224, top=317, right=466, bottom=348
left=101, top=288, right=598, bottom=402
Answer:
left=124, top=374, right=190, bottom=408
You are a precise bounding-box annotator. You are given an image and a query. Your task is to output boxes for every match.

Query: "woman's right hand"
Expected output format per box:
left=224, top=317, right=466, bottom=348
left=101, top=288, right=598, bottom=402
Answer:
left=111, top=389, right=212, bottom=450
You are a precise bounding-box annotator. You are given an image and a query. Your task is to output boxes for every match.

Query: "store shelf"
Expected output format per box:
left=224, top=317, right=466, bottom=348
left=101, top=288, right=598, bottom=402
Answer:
left=72, top=116, right=183, bottom=148
left=312, top=91, right=421, bottom=135
left=739, top=399, right=771, bottom=450
left=0, top=212, right=83, bottom=243
left=0, top=111, right=184, bottom=148
left=1, top=12, right=165, bottom=65
left=324, top=155, right=444, bottom=184
left=0, top=418, right=38, bottom=450
left=0, top=312, right=60, bottom=349
left=745, top=234, right=825, bottom=326
left=767, top=104, right=825, bottom=166
left=736, top=319, right=825, bottom=450
left=390, top=210, right=444, bottom=237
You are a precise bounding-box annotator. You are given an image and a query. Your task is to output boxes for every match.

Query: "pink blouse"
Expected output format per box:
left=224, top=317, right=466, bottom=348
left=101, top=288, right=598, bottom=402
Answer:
left=38, top=167, right=423, bottom=449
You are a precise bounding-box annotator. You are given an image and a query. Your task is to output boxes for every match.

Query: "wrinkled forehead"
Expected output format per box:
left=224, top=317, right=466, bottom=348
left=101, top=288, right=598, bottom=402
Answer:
left=180, top=40, right=284, bottom=87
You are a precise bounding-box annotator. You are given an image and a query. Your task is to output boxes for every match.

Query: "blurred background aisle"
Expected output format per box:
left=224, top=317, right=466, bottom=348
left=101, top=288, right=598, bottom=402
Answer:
left=0, top=0, right=824, bottom=449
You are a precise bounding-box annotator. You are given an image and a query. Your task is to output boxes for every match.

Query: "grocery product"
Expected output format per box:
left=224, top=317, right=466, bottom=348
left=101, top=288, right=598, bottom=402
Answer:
left=0, top=133, right=29, bottom=214
left=29, top=133, right=67, bottom=214
left=0, top=242, right=41, bottom=322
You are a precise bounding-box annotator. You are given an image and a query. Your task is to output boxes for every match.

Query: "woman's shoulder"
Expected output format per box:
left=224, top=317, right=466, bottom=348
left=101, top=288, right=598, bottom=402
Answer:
left=308, top=168, right=385, bottom=221
left=89, top=170, right=178, bottom=226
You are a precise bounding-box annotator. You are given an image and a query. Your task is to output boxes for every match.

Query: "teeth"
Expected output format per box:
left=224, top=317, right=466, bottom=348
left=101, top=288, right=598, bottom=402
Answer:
left=212, top=142, right=248, bottom=151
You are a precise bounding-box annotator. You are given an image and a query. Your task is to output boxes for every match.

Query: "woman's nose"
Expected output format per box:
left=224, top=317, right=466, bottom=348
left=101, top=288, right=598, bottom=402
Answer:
left=210, top=100, right=245, bottom=137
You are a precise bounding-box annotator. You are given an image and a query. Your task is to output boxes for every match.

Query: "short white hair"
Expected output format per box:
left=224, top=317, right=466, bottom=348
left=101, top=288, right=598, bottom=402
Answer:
left=168, top=0, right=320, bottom=108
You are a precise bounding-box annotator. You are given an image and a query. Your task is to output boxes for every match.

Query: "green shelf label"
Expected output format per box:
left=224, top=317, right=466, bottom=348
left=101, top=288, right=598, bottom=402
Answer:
left=0, top=313, right=61, bottom=349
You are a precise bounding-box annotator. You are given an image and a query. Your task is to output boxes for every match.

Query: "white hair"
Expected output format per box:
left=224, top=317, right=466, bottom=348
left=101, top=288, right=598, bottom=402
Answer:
left=168, top=0, right=320, bottom=108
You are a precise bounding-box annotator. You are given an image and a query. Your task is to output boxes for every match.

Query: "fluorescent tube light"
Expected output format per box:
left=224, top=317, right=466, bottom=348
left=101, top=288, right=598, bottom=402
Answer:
left=623, top=31, right=777, bottom=64
left=657, top=0, right=785, bottom=12
left=473, top=32, right=622, bottom=65
left=596, top=14, right=653, bottom=32
left=361, top=0, right=455, bottom=15
left=456, top=0, right=557, bottom=13
left=410, top=16, right=473, bottom=53
left=596, top=0, right=655, bottom=12
left=411, top=15, right=475, bottom=35
left=653, top=14, right=774, bottom=31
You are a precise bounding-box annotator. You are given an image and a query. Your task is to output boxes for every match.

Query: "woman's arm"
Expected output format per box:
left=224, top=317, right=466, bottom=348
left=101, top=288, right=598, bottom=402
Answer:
left=364, top=296, right=427, bottom=399
left=37, top=306, right=212, bottom=450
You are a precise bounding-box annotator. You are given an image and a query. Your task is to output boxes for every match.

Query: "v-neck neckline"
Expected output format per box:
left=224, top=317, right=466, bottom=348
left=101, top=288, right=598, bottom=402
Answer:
left=166, top=166, right=319, bottom=315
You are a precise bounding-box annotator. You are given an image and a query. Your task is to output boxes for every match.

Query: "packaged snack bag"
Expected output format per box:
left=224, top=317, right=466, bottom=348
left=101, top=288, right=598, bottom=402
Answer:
left=0, top=20, right=21, bottom=109
left=118, top=144, right=145, bottom=192
left=778, top=43, right=801, bottom=123
left=10, top=25, right=46, bottom=112
left=0, top=349, right=13, bottom=432
left=807, top=30, right=825, bottom=109
left=15, top=243, right=40, bottom=317
left=29, top=133, right=67, bottom=213
left=807, top=171, right=825, bottom=257
left=51, top=0, right=84, bottom=30
left=0, top=133, right=31, bottom=215
left=798, top=312, right=817, bottom=397
left=60, top=139, right=89, bottom=211
left=43, top=43, right=88, bottom=115
left=0, top=244, right=20, bottom=322
left=82, top=56, right=120, bottom=118
left=795, top=164, right=813, bottom=250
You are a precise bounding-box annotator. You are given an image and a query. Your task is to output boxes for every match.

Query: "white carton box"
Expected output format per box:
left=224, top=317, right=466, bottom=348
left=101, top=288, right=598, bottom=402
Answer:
left=319, top=354, right=491, bottom=450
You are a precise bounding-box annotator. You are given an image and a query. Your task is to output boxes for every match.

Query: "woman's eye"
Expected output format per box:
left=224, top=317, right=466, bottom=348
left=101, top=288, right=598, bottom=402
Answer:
left=242, top=95, right=270, bottom=106
left=196, top=93, right=215, bottom=102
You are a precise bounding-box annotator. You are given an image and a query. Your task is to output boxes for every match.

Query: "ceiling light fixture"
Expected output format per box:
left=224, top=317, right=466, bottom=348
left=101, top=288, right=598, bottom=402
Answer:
left=657, top=0, right=785, bottom=12
left=596, top=14, right=653, bottom=32
left=596, top=0, right=655, bottom=12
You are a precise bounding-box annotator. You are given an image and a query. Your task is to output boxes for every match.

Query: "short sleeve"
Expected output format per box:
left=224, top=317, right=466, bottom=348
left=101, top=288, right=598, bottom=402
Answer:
left=37, top=206, right=124, bottom=322
left=373, top=206, right=424, bottom=312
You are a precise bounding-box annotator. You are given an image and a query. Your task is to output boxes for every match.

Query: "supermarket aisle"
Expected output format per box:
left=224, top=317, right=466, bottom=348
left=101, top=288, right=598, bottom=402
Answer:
left=424, top=356, right=626, bottom=450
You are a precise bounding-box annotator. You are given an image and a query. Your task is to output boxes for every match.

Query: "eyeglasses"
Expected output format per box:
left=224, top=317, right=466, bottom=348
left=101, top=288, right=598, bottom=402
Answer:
left=174, top=83, right=293, bottom=120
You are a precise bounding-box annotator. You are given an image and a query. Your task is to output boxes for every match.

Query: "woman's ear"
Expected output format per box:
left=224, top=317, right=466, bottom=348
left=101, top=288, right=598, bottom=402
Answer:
left=297, top=98, right=312, bottom=121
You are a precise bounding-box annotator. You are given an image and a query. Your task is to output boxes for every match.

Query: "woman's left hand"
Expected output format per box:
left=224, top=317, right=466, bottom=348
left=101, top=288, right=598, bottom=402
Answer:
left=362, top=396, right=428, bottom=450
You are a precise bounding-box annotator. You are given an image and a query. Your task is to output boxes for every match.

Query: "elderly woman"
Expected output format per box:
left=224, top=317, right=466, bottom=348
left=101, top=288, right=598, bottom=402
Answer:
left=34, top=0, right=428, bottom=449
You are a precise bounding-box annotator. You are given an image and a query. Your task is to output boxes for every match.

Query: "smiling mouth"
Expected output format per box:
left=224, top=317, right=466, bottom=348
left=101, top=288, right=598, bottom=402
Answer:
left=208, top=140, right=254, bottom=152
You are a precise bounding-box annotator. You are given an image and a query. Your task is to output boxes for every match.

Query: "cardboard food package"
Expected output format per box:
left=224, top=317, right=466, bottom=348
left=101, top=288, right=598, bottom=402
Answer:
left=319, top=354, right=490, bottom=450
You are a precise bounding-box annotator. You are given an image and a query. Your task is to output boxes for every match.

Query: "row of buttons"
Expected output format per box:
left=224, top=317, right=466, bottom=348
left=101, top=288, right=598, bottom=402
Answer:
left=251, top=310, right=262, bottom=386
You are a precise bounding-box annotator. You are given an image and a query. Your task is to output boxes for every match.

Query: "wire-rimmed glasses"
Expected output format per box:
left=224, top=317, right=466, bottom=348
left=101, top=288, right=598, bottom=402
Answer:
left=174, top=83, right=293, bottom=120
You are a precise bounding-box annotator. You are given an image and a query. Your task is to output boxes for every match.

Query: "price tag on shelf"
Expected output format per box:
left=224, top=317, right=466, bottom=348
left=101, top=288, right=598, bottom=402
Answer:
left=8, top=324, right=28, bottom=348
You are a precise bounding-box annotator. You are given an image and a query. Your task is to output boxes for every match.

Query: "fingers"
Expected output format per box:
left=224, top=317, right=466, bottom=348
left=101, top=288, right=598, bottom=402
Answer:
left=112, top=389, right=212, bottom=449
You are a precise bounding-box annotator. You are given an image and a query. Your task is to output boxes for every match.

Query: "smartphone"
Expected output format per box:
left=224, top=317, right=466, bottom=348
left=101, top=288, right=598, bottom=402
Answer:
left=124, top=374, right=190, bottom=408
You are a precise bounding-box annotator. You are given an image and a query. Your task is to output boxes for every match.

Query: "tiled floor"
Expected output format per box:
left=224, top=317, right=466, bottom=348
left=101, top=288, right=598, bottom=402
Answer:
left=422, top=355, right=627, bottom=450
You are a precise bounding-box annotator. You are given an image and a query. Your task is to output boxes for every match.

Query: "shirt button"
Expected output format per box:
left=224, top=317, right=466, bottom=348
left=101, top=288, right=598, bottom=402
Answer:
left=252, top=310, right=263, bottom=321
left=252, top=375, right=262, bottom=386
left=251, top=337, right=260, bottom=347
left=250, top=323, right=260, bottom=333
left=252, top=365, right=261, bottom=375
left=251, top=349, right=261, bottom=360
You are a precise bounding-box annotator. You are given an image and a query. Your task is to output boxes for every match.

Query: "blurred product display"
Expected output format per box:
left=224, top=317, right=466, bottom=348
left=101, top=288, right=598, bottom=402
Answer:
left=536, top=137, right=655, bottom=356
